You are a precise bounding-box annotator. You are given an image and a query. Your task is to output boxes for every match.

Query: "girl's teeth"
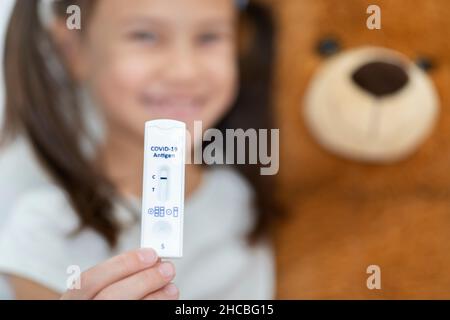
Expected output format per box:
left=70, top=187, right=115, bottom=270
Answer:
left=154, top=99, right=197, bottom=108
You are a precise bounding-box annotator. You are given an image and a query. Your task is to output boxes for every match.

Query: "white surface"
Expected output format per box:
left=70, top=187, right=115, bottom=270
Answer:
left=0, top=167, right=275, bottom=299
left=0, top=140, right=52, bottom=301
left=141, top=120, right=186, bottom=258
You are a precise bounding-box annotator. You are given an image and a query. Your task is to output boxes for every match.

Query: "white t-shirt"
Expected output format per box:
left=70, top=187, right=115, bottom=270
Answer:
left=0, top=166, right=275, bottom=299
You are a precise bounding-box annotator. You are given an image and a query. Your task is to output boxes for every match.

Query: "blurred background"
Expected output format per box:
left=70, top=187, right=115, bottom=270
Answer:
left=0, top=1, right=13, bottom=125
left=0, top=0, right=14, bottom=299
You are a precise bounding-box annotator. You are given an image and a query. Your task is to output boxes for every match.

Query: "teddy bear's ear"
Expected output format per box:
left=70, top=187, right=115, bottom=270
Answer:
left=316, top=36, right=342, bottom=57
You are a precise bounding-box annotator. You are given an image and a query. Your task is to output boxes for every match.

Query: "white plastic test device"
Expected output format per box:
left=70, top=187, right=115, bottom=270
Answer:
left=141, top=119, right=186, bottom=258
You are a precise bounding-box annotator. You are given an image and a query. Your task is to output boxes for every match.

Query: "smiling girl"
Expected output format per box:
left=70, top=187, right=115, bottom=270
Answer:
left=0, top=0, right=278, bottom=299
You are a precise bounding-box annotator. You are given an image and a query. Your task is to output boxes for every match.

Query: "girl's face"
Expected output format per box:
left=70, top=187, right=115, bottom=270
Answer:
left=70, top=0, right=238, bottom=138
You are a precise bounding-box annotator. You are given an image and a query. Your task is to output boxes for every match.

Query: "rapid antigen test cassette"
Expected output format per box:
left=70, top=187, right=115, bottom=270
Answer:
left=141, top=119, right=186, bottom=258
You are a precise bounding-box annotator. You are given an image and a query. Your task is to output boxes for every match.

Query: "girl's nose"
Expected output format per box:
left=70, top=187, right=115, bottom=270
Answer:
left=163, top=44, right=200, bottom=84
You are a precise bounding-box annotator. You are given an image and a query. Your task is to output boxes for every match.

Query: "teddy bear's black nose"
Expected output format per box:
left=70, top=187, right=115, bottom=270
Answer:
left=352, top=61, right=409, bottom=97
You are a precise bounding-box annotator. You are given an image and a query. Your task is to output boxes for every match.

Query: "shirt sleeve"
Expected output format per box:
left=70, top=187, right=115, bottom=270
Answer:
left=0, top=187, right=106, bottom=294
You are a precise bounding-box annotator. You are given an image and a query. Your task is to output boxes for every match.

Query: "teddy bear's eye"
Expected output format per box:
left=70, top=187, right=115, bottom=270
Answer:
left=415, top=56, right=435, bottom=72
left=316, top=37, right=341, bottom=57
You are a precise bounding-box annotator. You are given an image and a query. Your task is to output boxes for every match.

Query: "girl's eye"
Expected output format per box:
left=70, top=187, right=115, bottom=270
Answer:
left=197, top=32, right=225, bottom=45
left=130, top=31, right=158, bottom=43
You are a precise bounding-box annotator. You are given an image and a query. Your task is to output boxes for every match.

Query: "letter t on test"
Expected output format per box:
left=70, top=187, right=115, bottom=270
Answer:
left=141, top=119, right=186, bottom=258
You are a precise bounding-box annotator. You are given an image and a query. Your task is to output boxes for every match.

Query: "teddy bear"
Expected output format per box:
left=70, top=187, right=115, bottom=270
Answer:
left=272, top=0, right=450, bottom=298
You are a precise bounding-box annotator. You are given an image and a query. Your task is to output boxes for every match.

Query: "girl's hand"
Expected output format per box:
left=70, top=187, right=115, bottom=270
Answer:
left=61, top=248, right=178, bottom=300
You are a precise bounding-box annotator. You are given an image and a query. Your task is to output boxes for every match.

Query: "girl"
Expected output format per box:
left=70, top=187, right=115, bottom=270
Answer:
left=0, top=0, right=278, bottom=299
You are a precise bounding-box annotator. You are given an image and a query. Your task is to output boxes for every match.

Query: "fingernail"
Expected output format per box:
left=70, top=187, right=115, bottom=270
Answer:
left=159, top=262, right=175, bottom=278
left=137, top=248, right=157, bottom=265
left=164, top=283, right=178, bottom=296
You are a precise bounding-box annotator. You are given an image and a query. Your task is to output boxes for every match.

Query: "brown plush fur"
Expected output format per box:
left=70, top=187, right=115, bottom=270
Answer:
left=272, top=0, right=450, bottom=298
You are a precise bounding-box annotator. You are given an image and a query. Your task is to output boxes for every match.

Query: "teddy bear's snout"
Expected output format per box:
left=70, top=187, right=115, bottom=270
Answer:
left=352, top=61, right=409, bottom=98
left=304, top=47, right=440, bottom=163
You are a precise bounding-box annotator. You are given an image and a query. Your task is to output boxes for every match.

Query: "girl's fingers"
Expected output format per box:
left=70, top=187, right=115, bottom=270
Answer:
left=61, top=248, right=158, bottom=299
left=143, top=283, right=179, bottom=300
left=93, top=261, right=176, bottom=300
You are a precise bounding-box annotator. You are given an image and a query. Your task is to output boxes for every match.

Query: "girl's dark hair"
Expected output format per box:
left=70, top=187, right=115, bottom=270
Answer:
left=1, top=0, right=280, bottom=247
